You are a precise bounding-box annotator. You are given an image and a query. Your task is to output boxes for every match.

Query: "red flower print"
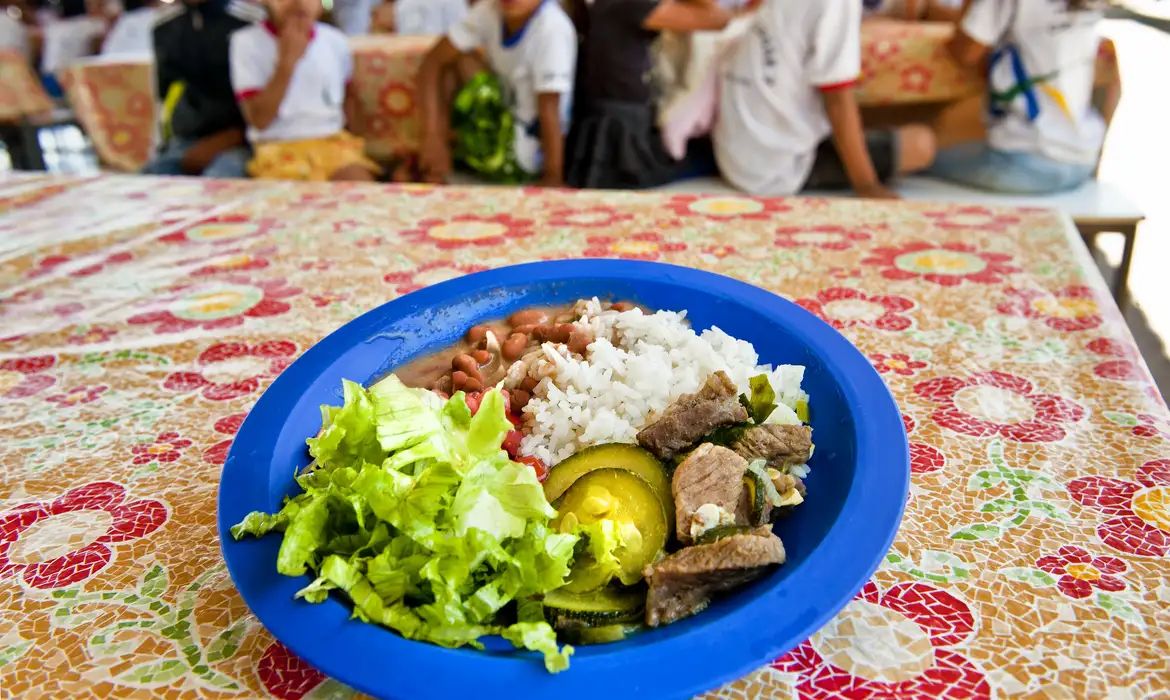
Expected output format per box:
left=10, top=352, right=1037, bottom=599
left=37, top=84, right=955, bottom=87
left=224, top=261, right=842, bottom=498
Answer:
left=915, top=371, right=1085, bottom=443
left=191, top=252, right=271, bottom=277
left=1036, top=545, right=1127, bottom=599
left=65, top=325, right=118, bottom=346
left=872, top=353, right=928, bottom=377
left=383, top=261, right=488, bottom=294
left=160, top=215, right=274, bottom=245
left=46, top=384, right=107, bottom=407
left=400, top=214, right=534, bottom=250
left=26, top=254, right=69, bottom=278
left=701, top=243, right=738, bottom=259
left=775, top=225, right=872, bottom=251
left=903, top=414, right=945, bottom=475
left=900, top=65, right=933, bottom=93
left=667, top=194, right=791, bottom=220
left=1068, top=459, right=1170, bottom=557
left=862, top=241, right=1019, bottom=287
left=583, top=232, right=686, bottom=261
left=203, top=413, right=246, bottom=465
left=128, top=276, right=301, bottom=334
left=773, top=581, right=990, bottom=700
left=164, top=340, right=297, bottom=402
left=378, top=81, right=415, bottom=117
left=0, top=482, right=167, bottom=589
left=546, top=206, right=634, bottom=228
left=131, top=432, right=193, bottom=465
left=998, top=286, right=1103, bottom=332
left=258, top=642, right=327, bottom=700
left=354, top=235, right=385, bottom=249
left=867, top=37, right=901, bottom=63
left=1086, top=337, right=1146, bottom=382
left=1133, top=414, right=1170, bottom=441
left=797, top=287, right=916, bottom=332
left=0, top=355, right=57, bottom=399
left=924, top=206, right=1021, bottom=232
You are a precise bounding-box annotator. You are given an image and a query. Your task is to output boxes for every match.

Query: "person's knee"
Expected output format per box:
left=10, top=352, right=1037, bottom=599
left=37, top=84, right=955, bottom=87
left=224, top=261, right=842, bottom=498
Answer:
left=203, top=148, right=250, bottom=179
left=897, top=124, right=937, bottom=174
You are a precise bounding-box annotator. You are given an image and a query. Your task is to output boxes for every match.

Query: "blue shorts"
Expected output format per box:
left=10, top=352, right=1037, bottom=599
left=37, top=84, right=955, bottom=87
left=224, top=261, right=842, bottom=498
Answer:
left=928, top=143, right=1095, bottom=195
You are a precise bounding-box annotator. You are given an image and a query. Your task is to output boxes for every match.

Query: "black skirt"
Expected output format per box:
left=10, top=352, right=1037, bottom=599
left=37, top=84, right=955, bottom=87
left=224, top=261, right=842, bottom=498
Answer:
left=565, top=100, right=680, bottom=189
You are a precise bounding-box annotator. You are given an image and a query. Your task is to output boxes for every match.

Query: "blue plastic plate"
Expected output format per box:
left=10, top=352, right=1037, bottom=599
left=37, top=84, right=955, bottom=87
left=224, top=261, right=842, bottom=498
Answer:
left=218, top=260, right=908, bottom=700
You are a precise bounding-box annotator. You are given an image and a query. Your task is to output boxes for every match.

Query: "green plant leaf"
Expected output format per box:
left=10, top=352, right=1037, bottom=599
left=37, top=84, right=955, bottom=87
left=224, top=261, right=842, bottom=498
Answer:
left=986, top=439, right=1008, bottom=474
left=206, top=619, right=249, bottom=663
left=1000, top=567, right=1057, bottom=587
left=968, top=469, right=1004, bottom=490
left=0, top=641, right=32, bottom=667
left=1103, top=411, right=1139, bottom=427
left=195, top=668, right=241, bottom=691
left=979, top=498, right=1017, bottom=513
left=140, top=564, right=168, bottom=598
left=114, top=658, right=187, bottom=687
left=951, top=523, right=1002, bottom=541
left=1024, top=500, right=1071, bottom=520
left=1095, top=592, right=1143, bottom=625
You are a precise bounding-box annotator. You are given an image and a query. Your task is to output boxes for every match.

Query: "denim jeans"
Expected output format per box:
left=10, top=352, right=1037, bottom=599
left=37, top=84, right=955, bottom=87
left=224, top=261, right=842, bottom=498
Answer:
left=141, top=137, right=251, bottom=179
left=928, top=143, right=1095, bottom=195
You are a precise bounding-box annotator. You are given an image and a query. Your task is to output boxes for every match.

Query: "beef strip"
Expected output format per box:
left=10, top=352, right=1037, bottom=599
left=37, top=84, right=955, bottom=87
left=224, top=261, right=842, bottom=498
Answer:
left=637, top=371, right=749, bottom=460
left=672, top=443, right=750, bottom=544
left=731, top=424, right=813, bottom=470
left=643, top=527, right=786, bottom=627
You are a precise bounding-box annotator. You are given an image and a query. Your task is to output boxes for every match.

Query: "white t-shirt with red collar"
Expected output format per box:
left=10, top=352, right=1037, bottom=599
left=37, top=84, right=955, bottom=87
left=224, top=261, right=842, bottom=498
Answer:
left=230, top=21, right=352, bottom=144
left=715, top=0, right=862, bottom=196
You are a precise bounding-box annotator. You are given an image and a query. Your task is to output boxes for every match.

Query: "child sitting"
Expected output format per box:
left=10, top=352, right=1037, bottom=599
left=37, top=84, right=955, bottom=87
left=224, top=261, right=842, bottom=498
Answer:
left=934, top=0, right=1106, bottom=194
left=863, top=0, right=964, bottom=22
left=230, top=0, right=380, bottom=181
left=416, top=0, right=577, bottom=185
left=565, top=0, right=733, bottom=189
left=714, top=0, right=936, bottom=197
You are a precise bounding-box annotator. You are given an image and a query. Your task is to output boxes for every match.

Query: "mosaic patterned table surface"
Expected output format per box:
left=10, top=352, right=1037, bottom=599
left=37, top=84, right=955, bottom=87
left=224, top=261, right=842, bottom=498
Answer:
left=0, top=174, right=1167, bottom=699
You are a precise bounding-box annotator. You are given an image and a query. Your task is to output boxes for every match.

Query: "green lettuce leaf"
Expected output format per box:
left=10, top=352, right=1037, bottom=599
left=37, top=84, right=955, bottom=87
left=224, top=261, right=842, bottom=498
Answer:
left=232, top=383, right=578, bottom=671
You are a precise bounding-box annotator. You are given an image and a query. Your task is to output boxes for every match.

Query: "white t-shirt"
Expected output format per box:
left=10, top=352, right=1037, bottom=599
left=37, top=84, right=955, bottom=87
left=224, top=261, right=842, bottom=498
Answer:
left=101, top=7, right=157, bottom=56
left=715, top=0, right=861, bottom=196
left=41, top=16, right=107, bottom=74
left=230, top=22, right=352, bottom=144
left=962, top=0, right=1104, bottom=165
left=0, top=15, right=30, bottom=62
left=395, top=0, right=467, bottom=35
left=448, top=0, right=576, bottom=174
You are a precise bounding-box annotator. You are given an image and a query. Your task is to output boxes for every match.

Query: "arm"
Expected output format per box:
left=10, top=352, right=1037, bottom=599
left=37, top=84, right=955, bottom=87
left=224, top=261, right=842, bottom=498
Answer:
left=924, top=1, right=963, bottom=22
left=945, top=28, right=990, bottom=69
left=903, top=0, right=924, bottom=20
left=644, top=0, right=732, bottom=32
left=179, top=128, right=246, bottom=175
left=236, top=19, right=311, bottom=132
left=537, top=92, right=564, bottom=186
left=822, top=88, right=897, bottom=199
left=416, top=37, right=464, bottom=182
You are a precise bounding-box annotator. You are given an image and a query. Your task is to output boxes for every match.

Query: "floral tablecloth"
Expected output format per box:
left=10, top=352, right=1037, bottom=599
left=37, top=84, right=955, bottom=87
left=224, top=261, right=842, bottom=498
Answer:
left=0, top=173, right=1167, bottom=699
left=0, top=51, right=54, bottom=124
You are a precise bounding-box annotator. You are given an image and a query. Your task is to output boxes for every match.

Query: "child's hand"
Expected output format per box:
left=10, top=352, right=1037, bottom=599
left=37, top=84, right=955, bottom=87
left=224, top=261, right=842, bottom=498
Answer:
left=855, top=183, right=900, bottom=200
left=277, top=19, right=312, bottom=69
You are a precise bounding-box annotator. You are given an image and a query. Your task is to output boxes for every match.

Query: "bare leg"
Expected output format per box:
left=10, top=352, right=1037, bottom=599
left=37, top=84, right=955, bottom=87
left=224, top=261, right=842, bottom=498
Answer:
left=331, top=164, right=377, bottom=181
left=896, top=124, right=937, bottom=174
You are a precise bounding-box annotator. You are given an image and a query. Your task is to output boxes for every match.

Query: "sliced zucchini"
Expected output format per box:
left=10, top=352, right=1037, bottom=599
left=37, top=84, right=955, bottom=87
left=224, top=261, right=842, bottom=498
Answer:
left=543, top=586, right=645, bottom=626
left=694, top=524, right=755, bottom=546
left=561, top=624, right=640, bottom=645
left=743, top=470, right=769, bottom=526
left=796, top=399, right=810, bottom=423
left=544, top=443, right=673, bottom=531
left=553, top=469, right=669, bottom=585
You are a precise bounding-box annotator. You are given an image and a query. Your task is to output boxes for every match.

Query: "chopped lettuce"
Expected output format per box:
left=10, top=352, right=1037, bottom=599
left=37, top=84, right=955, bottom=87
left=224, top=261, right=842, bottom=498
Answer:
left=233, top=375, right=576, bottom=672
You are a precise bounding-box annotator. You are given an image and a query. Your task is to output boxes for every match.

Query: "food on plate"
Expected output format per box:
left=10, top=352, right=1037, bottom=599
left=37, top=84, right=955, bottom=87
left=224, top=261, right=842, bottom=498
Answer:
left=233, top=298, right=814, bottom=670
left=644, top=526, right=786, bottom=627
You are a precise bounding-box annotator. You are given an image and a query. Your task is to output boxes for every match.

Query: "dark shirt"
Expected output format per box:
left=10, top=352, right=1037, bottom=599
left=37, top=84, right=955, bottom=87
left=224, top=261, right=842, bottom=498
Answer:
left=154, top=0, right=261, bottom=141
left=579, top=0, right=660, bottom=105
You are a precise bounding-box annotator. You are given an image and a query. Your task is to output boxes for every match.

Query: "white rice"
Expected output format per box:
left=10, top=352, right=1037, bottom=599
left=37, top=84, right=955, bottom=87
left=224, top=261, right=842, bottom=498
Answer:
left=506, top=299, right=809, bottom=466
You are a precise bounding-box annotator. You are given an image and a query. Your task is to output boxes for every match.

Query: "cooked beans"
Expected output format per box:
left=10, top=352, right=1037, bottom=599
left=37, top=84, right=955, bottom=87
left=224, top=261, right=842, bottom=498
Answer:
left=611, top=302, right=634, bottom=312
left=503, top=333, right=529, bottom=361
left=520, top=376, right=538, bottom=392
left=510, top=389, right=531, bottom=411
left=452, top=354, right=478, bottom=375
left=451, top=371, right=469, bottom=391
left=463, top=376, right=484, bottom=392
left=466, top=325, right=489, bottom=345
left=509, top=309, right=548, bottom=327
left=568, top=331, right=591, bottom=356
left=471, top=349, right=491, bottom=365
